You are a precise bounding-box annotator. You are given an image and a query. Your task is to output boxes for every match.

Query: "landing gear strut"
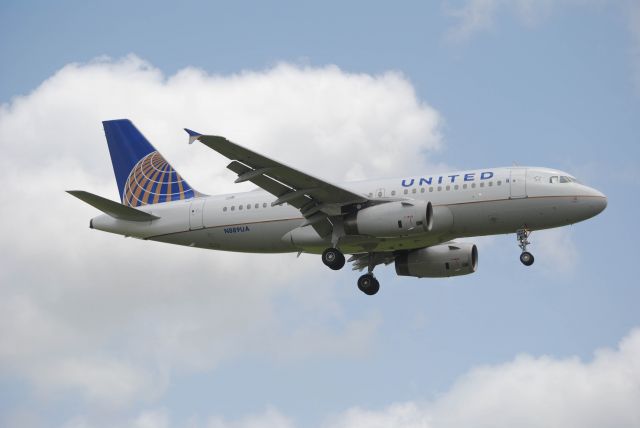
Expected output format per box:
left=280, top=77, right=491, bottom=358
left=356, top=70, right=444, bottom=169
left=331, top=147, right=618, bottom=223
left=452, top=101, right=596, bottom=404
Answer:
left=322, top=247, right=345, bottom=270
left=517, top=228, right=535, bottom=266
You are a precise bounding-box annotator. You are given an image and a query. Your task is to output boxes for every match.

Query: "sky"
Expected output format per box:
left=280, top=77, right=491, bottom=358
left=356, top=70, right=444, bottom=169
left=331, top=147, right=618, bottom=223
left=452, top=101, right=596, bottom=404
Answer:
left=0, top=0, right=639, bottom=427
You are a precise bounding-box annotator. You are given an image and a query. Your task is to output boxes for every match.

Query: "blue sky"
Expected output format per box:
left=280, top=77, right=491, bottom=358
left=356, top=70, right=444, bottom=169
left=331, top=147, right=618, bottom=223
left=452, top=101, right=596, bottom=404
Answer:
left=1, top=1, right=639, bottom=427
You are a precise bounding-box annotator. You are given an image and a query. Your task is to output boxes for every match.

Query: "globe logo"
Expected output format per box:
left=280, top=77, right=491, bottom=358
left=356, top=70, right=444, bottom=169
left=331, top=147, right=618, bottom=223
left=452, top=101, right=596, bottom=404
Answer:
left=122, top=151, right=194, bottom=207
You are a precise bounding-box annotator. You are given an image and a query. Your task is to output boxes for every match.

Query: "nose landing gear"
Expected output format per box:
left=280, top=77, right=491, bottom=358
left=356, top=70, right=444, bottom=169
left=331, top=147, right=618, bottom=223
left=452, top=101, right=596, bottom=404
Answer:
left=517, top=228, right=535, bottom=266
left=520, top=251, right=534, bottom=266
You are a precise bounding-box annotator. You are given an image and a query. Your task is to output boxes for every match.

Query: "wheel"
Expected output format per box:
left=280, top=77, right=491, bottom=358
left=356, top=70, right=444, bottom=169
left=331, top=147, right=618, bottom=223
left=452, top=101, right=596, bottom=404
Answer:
left=322, top=247, right=345, bottom=270
left=357, top=274, right=380, bottom=295
left=520, top=251, right=534, bottom=266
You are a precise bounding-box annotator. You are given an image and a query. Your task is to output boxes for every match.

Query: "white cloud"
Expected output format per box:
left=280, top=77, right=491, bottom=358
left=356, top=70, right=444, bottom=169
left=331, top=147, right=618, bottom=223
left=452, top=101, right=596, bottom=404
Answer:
left=130, top=410, right=170, bottom=428
left=444, top=0, right=501, bottom=42
left=0, top=56, right=442, bottom=409
left=61, top=327, right=640, bottom=427
left=445, top=0, right=640, bottom=93
left=329, top=327, right=640, bottom=428
left=59, top=407, right=293, bottom=428
left=206, top=407, right=295, bottom=428
left=34, top=358, right=161, bottom=407
left=444, top=0, right=553, bottom=42
left=444, top=0, right=605, bottom=43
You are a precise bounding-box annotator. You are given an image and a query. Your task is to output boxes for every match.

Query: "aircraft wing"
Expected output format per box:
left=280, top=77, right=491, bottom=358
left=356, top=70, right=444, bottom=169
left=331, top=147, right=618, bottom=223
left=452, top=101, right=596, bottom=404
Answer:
left=186, top=129, right=369, bottom=237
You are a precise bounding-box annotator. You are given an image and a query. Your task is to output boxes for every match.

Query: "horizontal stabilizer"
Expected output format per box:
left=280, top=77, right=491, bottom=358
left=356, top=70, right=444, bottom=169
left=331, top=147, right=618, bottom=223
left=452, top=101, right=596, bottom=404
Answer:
left=67, top=190, right=160, bottom=222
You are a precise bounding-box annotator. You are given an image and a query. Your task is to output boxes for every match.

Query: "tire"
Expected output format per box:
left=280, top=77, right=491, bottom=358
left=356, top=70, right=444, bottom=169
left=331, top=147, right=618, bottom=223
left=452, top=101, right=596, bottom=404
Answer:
left=322, top=248, right=345, bottom=270
left=520, top=251, right=534, bottom=266
left=358, top=274, right=380, bottom=295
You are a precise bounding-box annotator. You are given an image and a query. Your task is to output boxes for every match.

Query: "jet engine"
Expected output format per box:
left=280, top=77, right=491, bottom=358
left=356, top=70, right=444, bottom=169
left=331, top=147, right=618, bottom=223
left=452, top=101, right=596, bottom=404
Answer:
left=344, top=201, right=432, bottom=237
left=395, top=242, right=478, bottom=278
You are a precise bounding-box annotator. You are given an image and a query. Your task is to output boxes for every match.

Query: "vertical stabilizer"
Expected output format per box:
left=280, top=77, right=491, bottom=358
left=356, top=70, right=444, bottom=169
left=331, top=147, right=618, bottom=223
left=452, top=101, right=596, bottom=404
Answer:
left=103, top=119, right=198, bottom=207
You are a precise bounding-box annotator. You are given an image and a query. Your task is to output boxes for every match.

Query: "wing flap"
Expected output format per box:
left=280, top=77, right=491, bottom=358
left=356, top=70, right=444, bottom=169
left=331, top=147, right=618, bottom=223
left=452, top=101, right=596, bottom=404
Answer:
left=349, top=252, right=397, bottom=271
left=67, top=190, right=160, bottom=222
left=227, top=160, right=302, bottom=205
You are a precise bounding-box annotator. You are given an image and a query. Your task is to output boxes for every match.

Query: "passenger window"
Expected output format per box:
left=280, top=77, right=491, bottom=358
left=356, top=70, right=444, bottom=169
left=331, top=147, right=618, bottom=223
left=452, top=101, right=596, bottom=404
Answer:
left=421, top=188, right=425, bottom=193
left=223, top=207, right=227, bottom=212
left=412, top=188, right=416, bottom=194
left=391, top=190, right=396, bottom=196
left=446, top=185, right=450, bottom=191
left=437, top=186, right=442, bottom=191
left=429, top=187, right=434, bottom=192
left=255, top=203, right=259, bottom=209
left=480, top=182, right=484, bottom=188
left=497, top=180, right=501, bottom=186
left=488, top=182, right=493, bottom=187
left=463, top=184, right=467, bottom=189
left=246, top=204, right=250, bottom=209
left=471, top=183, right=476, bottom=188
left=378, top=191, right=383, bottom=197
left=231, top=206, right=235, bottom=211
left=239, top=205, right=243, bottom=210
left=454, top=185, right=459, bottom=190
left=263, top=203, right=267, bottom=208
left=506, top=178, right=510, bottom=183
left=404, top=189, right=408, bottom=195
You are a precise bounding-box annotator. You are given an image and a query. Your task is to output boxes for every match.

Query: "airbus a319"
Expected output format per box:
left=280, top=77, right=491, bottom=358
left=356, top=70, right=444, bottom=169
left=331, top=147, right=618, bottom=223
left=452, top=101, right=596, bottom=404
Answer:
left=69, top=120, right=607, bottom=295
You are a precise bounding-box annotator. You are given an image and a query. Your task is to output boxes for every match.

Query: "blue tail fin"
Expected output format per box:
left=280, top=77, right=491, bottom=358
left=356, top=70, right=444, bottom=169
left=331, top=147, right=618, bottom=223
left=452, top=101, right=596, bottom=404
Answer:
left=103, top=119, right=198, bottom=207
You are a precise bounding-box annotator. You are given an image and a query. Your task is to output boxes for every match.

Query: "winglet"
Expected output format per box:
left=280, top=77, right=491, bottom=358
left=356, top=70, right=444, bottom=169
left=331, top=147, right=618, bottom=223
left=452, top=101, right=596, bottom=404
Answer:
left=184, top=128, right=202, bottom=145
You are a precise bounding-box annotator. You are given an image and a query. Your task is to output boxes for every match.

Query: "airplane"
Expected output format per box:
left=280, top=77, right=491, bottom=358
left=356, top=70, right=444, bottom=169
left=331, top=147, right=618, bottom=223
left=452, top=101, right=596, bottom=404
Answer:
left=68, top=119, right=607, bottom=295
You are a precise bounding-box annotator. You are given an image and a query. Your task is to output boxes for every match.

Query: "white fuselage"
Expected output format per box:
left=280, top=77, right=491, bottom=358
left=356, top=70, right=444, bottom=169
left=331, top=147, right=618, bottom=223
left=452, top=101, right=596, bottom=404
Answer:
left=90, top=167, right=607, bottom=255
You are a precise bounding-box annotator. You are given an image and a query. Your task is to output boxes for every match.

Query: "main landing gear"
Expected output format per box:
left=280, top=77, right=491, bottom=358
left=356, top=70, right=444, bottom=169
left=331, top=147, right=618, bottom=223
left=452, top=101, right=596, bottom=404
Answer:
left=357, top=273, right=380, bottom=296
left=517, top=228, right=535, bottom=266
left=358, top=252, right=380, bottom=295
left=322, top=248, right=380, bottom=295
left=322, top=247, right=346, bottom=270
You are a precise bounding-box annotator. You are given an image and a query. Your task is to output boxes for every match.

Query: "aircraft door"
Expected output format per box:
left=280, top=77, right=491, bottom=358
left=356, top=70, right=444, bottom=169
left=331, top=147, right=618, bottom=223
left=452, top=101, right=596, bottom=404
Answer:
left=509, top=168, right=527, bottom=199
left=189, top=198, right=206, bottom=230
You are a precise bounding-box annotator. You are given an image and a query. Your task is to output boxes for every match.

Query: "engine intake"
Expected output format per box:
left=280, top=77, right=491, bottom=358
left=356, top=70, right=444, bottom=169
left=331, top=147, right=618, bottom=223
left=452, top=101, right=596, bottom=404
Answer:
left=395, top=242, right=478, bottom=278
left=344, top=201, right=432, bottom=237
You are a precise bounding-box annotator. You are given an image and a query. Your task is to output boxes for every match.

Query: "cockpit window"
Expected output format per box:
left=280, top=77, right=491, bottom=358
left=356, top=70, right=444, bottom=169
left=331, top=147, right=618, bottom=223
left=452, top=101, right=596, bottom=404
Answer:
left=559, top=176, right=571, bottom=183
left=550, top=176, right=559, bottom=184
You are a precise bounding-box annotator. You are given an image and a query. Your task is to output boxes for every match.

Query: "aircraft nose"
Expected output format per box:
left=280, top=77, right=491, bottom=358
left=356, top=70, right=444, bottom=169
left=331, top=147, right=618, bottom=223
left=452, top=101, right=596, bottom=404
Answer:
left=595, top=194, right=607, bottom=214
left=586, top=187, right=607, bottom=215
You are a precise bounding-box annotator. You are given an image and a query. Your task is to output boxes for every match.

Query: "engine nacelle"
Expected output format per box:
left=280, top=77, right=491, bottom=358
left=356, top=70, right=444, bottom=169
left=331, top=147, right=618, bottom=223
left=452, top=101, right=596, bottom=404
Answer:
left=344, top=201, right=432, bottom=237
left=395, top=242, right=478, bottom=278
